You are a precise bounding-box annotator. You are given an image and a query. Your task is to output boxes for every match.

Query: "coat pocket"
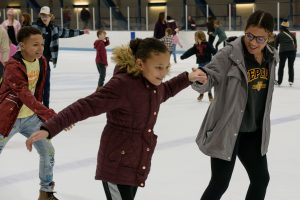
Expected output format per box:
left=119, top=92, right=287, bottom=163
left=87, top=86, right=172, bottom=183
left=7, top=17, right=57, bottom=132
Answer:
left=107, top=134, right=142, bottom=169
left=227, top=66, right=242, bottom=81
left=0, top=98, right=19, bottom=136
left=203, top=130, right=213, bottom=144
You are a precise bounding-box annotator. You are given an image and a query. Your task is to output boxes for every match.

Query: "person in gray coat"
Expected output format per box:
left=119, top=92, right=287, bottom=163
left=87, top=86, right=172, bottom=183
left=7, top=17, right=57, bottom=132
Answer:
left=192, top=10, right=278, bottom=200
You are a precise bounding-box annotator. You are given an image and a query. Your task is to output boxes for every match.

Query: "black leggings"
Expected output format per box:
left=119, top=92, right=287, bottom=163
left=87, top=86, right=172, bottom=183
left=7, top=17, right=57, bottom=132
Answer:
left=277, top=50, right=296, bottom=84
left=201, top=131, right=270, bottom=200
left=102, top=181, right=138, bottom=200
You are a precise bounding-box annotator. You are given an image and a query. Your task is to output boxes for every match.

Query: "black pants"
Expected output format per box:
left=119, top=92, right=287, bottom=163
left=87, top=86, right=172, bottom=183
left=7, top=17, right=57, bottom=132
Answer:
left=43, top=59, right=51, bottom=108
left=0, top=62, right=3, bottom=80
left=201, top=131, right=270, bottom=200
left=96, top=63, right=106, bottom=87
left=277, top=50, right=296, bottom=85
left=102, top=181, right=138, bottom=200
left=208, top=35, right=216, bottom=46
left=215, top=41, right=225, bottom=51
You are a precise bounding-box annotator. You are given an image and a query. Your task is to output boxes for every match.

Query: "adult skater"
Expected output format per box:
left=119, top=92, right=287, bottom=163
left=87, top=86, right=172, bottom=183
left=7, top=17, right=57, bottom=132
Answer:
left=0, top=24, right=10, bottom=82
left=32, top=6, right=89, bottom=108
left=153, top=12, right=167, bottom=39
left=1, top=8, right=21, bottom=46
left=275, top=19, right=297, bottom=86
left=26, top=37, right=205, bottom=200
left=192, top=10, right=278, bottom=200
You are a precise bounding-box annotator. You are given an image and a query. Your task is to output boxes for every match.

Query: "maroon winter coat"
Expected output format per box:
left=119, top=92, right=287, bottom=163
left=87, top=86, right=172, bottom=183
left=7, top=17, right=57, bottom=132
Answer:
left=94, top=37, right=110, bottom=65
left=42, top=70, right=191, bottom=187
left=0, top=52, right=56, bottom=137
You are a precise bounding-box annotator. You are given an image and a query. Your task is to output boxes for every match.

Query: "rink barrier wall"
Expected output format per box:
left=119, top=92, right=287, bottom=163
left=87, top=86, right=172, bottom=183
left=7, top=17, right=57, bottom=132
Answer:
left=60, top=31, right=300, bottom=56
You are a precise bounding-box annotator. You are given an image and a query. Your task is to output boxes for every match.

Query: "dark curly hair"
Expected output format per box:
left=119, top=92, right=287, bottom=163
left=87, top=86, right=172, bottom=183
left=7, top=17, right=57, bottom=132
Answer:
left=129, top=38, right=168, bottom=61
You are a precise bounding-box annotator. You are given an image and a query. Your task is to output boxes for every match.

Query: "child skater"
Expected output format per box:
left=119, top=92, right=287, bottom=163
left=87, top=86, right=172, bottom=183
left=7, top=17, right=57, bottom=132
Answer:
left=94, top=29, right=110, bottom=91
left=159, top=28, right=174, bottom=54
left=26, top=37, right=205, bottom=200
left=180, top=30, right=216, bottom=101
left=0, top=26, right=59, bottom=200
left=172, top=29, right=183, bottom=63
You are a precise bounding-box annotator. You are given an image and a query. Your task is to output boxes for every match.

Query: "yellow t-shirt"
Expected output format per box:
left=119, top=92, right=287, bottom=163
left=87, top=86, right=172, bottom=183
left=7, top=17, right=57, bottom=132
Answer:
left=17, top=59, right=40, bottom=118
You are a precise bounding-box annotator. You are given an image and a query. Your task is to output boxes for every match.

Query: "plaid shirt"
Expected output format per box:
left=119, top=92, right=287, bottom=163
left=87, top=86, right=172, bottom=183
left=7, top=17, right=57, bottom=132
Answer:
left=160, top=35, right=173, bottom=52
left=32, top=19, right=84, bottom=67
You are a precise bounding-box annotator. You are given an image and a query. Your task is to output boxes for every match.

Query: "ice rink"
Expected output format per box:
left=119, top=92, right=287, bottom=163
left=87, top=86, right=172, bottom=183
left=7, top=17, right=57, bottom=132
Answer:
left=0, top=49, right=300, bottom=200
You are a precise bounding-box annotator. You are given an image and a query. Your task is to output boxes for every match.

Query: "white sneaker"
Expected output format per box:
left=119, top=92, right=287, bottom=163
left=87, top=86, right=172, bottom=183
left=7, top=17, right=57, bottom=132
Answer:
left=289, top=82, right=293, bottom=87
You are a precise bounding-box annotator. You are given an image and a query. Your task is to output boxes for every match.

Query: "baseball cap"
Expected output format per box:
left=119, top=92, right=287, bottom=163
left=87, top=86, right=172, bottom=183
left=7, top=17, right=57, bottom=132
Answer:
left=40, top=6, right=51, bottom=15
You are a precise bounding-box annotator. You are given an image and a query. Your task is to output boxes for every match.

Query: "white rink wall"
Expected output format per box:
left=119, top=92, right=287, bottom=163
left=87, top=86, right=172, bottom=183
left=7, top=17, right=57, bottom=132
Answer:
left=59, top=30, right=300, bottom=52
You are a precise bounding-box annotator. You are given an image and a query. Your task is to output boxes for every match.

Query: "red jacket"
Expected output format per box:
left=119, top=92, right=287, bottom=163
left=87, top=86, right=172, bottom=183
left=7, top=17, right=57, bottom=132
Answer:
left=42, top=70, right=191, bottom=187
left=94, top=37, right=109, bottom=65
left=0, top=52, right=56, bottom=137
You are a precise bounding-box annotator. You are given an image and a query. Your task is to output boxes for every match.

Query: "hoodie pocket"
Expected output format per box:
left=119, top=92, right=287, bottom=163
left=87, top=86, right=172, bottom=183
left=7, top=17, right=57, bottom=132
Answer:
left=203, top=130, right=213, bottom=144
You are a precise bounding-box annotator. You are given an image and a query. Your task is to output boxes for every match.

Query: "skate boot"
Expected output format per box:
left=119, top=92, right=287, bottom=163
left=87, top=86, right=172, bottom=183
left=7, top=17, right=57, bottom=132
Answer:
left=208, top=93, right=214, bottom=102
left=38, top=182, right=58, bottom=200
left=38, top=191, right=58, bottom=200
left=197, top=94, right=204, bottom=101
left=96, top=86, right=103, bottom=92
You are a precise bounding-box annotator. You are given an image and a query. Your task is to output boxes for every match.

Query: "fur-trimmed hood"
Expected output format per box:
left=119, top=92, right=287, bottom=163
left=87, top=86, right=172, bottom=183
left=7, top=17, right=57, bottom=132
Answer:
left=112, top=45, right=140, bottom=76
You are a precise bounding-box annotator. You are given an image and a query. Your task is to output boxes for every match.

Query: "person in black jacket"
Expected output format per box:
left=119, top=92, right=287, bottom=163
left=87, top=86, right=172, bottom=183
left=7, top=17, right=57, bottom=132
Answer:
left=275, top=19, right=297, bottom=86
left=153, top=12, right=167, bottom=39
left=187, top=16, right=196, bottom=30
left=80, top=8, right=91, bottom=29
left=198, top=16, right=216, bottom=45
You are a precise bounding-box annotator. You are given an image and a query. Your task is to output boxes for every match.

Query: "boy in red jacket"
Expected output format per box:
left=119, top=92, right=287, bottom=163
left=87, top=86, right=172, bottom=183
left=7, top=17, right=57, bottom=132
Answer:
left=94, top=29, right=110, bottom=91
left=0, top=26, right=58, bottom=200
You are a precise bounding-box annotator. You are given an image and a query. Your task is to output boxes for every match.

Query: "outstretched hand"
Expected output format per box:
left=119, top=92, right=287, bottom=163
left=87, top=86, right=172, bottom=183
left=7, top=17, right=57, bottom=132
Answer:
left=188, top=68, right=208, bottom=84
left=26, top=130, right=49, bottom=152
left=64, top=124, right=75, bottom=131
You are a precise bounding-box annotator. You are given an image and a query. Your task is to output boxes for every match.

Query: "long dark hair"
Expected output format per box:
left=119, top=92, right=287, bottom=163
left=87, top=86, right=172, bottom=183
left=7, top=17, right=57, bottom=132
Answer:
left=157, top=12, right=165, bottom=23
left=245, top=10, right=274, bottom=33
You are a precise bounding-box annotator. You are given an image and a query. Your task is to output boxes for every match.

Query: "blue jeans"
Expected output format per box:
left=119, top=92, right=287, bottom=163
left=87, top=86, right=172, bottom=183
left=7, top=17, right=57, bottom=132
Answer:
left=172, top=44, right=177, bottom=63
left=0, top=114, right=55, bottom=192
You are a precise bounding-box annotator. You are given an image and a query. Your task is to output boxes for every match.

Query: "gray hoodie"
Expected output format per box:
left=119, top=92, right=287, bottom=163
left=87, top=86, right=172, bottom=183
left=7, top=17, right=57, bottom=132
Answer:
left=192, top=36, right=279, bottom=161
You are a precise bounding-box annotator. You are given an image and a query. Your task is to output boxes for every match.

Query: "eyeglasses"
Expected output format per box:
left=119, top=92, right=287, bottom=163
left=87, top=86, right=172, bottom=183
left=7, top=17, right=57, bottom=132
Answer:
left=245, top=32, right=267, bottom=44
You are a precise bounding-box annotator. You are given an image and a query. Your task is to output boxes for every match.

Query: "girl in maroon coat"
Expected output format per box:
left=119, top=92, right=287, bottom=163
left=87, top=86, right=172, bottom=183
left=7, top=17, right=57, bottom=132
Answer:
left=94, top=29, right=110, bottom=91
left=26, top=38, right=206, bottom=200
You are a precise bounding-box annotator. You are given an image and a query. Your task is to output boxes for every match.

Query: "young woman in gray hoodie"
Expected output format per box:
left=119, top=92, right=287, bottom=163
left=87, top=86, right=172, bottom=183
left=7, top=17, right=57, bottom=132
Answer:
left=192, top=10, right=278, bottom=200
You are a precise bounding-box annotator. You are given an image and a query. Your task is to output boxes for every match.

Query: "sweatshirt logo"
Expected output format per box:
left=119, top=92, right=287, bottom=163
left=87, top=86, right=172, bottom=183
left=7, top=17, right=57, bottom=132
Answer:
left=247, top=68, right=269, bottom=91
left=252, top=81, right=266, bottom=91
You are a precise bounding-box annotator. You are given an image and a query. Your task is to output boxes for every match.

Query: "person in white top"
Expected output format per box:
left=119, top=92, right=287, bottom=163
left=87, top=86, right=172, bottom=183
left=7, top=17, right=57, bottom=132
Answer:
left=1, top=8, right=21, bottom=46
left=0, top=24, right=10, bottom=82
